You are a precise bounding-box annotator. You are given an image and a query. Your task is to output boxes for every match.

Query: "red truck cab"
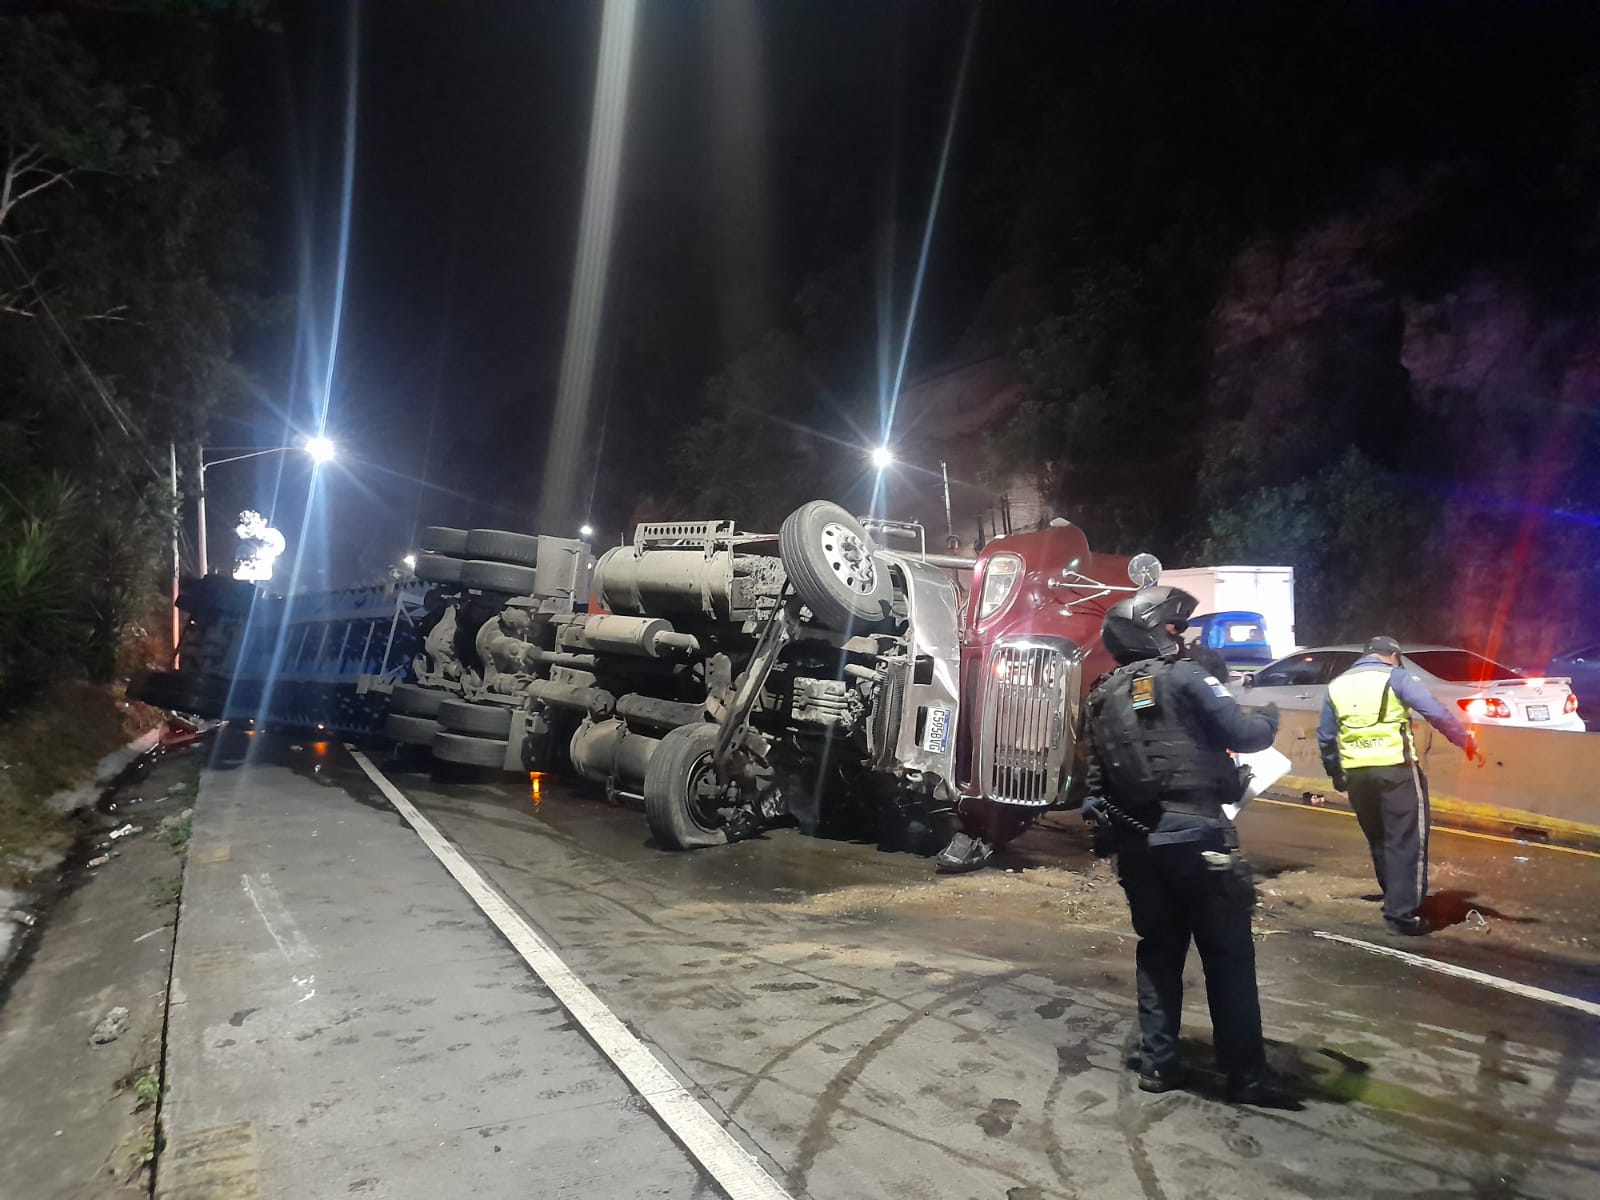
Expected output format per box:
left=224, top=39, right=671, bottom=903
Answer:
left=955, top=522, right=1136, bottom=815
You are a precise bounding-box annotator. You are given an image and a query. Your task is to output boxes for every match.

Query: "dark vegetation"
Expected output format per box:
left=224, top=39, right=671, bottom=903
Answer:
left=0, top=1, right=261, bottom=705
left=0, top=2, right=259, bottom=871
left=637, top=1, right=1600, bottom=661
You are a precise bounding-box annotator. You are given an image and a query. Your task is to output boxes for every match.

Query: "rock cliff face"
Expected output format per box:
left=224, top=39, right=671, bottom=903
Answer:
left=1205, top=205, right=1600, bottom=666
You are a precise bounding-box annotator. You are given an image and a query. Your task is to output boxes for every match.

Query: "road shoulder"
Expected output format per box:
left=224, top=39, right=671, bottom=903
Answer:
left=0, top=751, right=194, bottom=1199
left=158, top=736, right=709, bottom=1200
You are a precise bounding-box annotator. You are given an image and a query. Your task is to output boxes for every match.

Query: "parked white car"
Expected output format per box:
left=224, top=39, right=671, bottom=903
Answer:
left=1234, top=643, right=1585, bottom=732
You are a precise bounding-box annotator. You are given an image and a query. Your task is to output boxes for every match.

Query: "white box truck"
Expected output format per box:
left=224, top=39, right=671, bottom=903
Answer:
left=1158, top=565, right=1297, bottom=665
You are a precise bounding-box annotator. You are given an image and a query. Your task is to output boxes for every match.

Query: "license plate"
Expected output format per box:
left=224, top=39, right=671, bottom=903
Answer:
left=922, top=705, right=952, bottom=754
left=1526, top=704, right=1550, bottom=722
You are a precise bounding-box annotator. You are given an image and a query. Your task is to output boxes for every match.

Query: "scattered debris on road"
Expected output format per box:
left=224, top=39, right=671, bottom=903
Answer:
left=90, top=1006, right=130, bottom=1045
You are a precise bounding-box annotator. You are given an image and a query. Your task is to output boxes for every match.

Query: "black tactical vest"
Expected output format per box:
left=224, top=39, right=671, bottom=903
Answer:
left=1086, top=658, right=1240, bottom=813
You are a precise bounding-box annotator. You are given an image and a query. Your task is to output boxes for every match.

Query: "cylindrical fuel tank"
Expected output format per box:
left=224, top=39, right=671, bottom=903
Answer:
left=568, top=717, right=660, bottom=791
left=579, top=613, right=674, bottom=656
left=594, top=546, right=736, bottom=619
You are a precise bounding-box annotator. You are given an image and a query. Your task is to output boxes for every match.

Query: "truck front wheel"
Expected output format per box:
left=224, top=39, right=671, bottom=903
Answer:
left=644, top=723, right=732, bottom=850
left=779, top=501, right=894, bottom=631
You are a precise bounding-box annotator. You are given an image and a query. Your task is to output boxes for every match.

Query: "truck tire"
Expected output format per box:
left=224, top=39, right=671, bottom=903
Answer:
left=461, top=559, right=539, bottom=595
left=433, top=731, right=511, bottom=769
left=465, top=528, right=540, bottom=566
left=644, top=723, right=730, bottom=850
left=419, top=525, right=469, bottom=556
left=415, top=553, right=465, bottom=585
left=779, top=501, right=894, bottom=631
left=389, top=682, right=447, bottom=717
left=385, top=713, right=438, bottom=745
left=437, top=698, right=513, bottom=738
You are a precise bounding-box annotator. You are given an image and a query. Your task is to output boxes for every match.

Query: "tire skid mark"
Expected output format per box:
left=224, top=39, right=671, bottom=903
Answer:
left=723, top=998, right=902, bottom=1116
left=1114, top=1061, right=1172, bottom=1200
left=783, top=969, right=1033, bottom=1196
left=476, top=851, right=680, bottom=939
left=1039, top=1019, right=1121, bottom=1194
left=692, top=1054, right=1073, bottom=1200
left=724, top=966, right=1045, bottom=1118
left=471, top=842, right=1027, bottom=1049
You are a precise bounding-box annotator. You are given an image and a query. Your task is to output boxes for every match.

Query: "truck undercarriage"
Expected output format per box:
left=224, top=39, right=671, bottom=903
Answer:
left=394, top=501, right=982, bottom=852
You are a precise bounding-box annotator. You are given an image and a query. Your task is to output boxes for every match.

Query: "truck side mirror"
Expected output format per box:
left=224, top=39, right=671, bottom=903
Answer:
left=1128, top=552, right=1162, bottom=588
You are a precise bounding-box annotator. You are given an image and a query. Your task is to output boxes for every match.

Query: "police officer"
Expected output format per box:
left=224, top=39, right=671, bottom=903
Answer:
left=1318, top=636, right=1478, bottom=936
left=1083, top=586, right=1294, bottom=1106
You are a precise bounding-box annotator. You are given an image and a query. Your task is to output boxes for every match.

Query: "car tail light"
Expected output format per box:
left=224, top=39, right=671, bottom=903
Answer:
left=1566, top=693, right=1579, bottom=714
left=1458, top=697, right=1511, bottom=720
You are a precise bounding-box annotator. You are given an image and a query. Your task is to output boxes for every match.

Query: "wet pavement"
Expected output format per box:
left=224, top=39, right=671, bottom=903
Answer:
left=235, top=736, right=1600, bottom=1198
left=159, top=733, right=707, bottom=1200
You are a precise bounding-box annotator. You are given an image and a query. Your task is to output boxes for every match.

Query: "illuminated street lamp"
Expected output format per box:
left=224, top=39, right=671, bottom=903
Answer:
left=579, top=524, right=595, bottom=539
left=870, top=445, right=895, bottom=471
left=195, top=435, right=337, bottom=577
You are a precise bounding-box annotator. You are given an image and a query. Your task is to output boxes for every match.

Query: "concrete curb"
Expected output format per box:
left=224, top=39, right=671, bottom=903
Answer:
left=1270, top=773, right=1600, bottom=853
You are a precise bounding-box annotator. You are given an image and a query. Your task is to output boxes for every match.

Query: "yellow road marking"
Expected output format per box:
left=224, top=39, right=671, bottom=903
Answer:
left=1255, top=797, right=1600, bottom=860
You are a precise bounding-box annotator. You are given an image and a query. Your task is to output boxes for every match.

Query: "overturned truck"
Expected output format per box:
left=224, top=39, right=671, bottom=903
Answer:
left=391, top=501, right=1154, bottom=856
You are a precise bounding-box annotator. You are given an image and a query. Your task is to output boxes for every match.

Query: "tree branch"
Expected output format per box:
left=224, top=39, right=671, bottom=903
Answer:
left=0, top=148, right=74, bottom=230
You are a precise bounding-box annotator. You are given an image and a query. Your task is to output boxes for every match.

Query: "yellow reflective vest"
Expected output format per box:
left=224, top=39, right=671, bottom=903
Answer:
left=1327, top=665, right=1411, bottom=768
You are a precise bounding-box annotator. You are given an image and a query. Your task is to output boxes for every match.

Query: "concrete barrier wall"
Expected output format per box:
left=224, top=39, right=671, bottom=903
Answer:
left=1267, top=709, right=1600, bottom=848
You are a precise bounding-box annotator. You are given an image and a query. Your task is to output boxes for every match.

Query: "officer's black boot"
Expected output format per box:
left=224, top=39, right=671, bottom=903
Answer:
left=1136, top=1063, right=1186, bottom=1094
left=1385, top=914, right=1432, bottom=937
left=1226, top=1071, right=1302, bottom=1109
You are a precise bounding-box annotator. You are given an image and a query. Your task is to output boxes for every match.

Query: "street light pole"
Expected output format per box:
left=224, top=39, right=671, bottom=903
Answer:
left=941, top=460, right=953, bottom=544
left=195, top=442, right=209, bottom=577
left=170, top=443, right=182, bottom=664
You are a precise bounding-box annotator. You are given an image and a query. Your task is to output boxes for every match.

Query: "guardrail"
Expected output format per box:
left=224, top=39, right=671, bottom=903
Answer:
left=1265, top=708, right=1600, bottom=851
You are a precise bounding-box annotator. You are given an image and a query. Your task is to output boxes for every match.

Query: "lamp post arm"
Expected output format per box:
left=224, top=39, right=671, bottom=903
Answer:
left=201, top=446, right=296, bottom=472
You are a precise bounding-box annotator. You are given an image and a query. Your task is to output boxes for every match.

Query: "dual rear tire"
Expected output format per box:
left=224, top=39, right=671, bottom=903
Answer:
left=412, top=526, right=540, bottom=596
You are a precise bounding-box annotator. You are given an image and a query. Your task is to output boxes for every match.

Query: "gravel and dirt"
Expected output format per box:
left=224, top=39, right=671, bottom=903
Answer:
left=0, top=744, right=198, bottom=1200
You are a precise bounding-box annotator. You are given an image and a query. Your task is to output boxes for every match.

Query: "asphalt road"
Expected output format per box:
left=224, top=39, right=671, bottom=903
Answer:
left=327, top=741, right=1599, bottom=1199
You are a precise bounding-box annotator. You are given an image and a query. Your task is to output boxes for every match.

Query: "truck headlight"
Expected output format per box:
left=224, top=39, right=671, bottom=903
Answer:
left=979, top=554, right=1022, bottom=620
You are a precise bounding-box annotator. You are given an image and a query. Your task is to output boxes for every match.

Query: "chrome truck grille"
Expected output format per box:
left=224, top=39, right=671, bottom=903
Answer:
left=979, top=638, right=1079, bottom=806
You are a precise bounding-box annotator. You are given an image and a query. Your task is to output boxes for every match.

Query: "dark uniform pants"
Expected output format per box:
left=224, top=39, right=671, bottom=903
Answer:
left=1345, top=762, right=1430, bottom=927
left=1115, top=827, right=1266, bottom=1079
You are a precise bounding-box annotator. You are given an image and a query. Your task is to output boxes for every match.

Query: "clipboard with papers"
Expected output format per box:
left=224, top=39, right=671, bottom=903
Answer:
left=1223, top=746, right=1292, bottom=821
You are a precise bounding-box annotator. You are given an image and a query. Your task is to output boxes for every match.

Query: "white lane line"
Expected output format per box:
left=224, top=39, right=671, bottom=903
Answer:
left=1312, top=930, right=1600, bottom=1018
left=348, top=748, right=792, bottom=1200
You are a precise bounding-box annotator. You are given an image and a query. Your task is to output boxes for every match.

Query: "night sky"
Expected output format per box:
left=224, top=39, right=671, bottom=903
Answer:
left=202, top=0, right=1600, bottom=627
left=210, top=0, right=995, bottom=588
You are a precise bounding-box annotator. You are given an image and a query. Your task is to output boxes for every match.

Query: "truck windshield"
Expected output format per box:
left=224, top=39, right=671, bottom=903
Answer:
left=1406, top=650, right=1521, bottom=683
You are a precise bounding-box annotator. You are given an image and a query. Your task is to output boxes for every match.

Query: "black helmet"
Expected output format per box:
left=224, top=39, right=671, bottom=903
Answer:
left=1101, top=586, right=1199, bottom=665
